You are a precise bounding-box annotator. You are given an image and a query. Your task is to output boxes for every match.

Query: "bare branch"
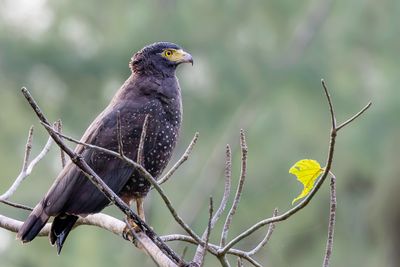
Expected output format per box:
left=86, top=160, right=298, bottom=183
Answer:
left=237, top=257, right=243, bottom=267
left=336, top=102, right=372, bottom=131
left=221, top=130, right=248, bottom=247
left=247, top=208, right=278, bottom=256
left=211, top=145, right=232, bottom=228
left=158, top=132, right=199, bottom=186
left=21, top=87, right=186, bottom=266
left=192, top=197, right=214, bottom=267
left=116, top=111, right=125, bottom=157
left=124, top=218, right=178, bottom=267
left=323, top=173, right=337, bottom=267
left=181, top=246, right=189, bottom=262
left=55, top=120, right=67, bottom=168
left=0, top=199, right=33, bottom=211
left=0, top=213, right=125, bottom=237
left=137, top=114, right=149, bottom=165
left=23, top=126, right=34, bottom=172
left=321, top=79, right=337, bottom=129
left=0, top=125, right=53, bottom=201
left=218, top=256, right=231, bottom=267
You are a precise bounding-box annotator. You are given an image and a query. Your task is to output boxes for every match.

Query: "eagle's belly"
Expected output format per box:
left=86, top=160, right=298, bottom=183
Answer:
left=119, top=100, right=181, bottom=200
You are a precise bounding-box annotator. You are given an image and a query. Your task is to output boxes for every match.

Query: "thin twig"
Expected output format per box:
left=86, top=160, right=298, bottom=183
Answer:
left=116, top=111, right=125, bottom=157
left=0, top=199, right=33, bottom=211
left=192, top=197, right=214, bottom=267
left=221, top=130, right=248, bottom=247
left=41, top=122, right=119, bottom=157
left=323, top=173, right=337, bottom=267
left=211, top=145, right=232, bottom=228
left=157, top=132, right=199, bottom=186
left=321, top=79, right=337, bottom=129
left=23, top=126, right=34, bottom=172
left=336, top=102, right=372, bottom=131
left=247, top=208, right=278, bottom=256
left=137, top=114, right=149, bottom=165
left=181, top=246, right=189, bottom=261
left=237, top=257, right=244, bottom=267
left=21, top=87, right=186, bottom=266
left=55, top=120, right=67, bottom=168
left=0, top=126, right=53, bottom=201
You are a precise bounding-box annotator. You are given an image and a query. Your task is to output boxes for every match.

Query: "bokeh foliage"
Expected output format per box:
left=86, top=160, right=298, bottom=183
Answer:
left=0, top=0, right=399, bottom=266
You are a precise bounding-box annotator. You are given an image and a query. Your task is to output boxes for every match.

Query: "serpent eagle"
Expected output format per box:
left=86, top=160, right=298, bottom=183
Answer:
left=17, top=42, right=193, bottom=253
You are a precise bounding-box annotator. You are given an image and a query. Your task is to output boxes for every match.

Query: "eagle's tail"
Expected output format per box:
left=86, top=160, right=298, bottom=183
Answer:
left=17, top=201, right=50, bottom=243
left=50, top=214, right=79, bottom=255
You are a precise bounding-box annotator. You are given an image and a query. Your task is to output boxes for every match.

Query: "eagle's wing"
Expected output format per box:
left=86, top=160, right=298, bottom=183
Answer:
left=44, top=100, right=149, bottom=216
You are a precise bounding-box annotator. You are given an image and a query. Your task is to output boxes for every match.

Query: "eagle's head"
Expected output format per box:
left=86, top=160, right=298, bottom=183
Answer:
left=130, top=42, right=193, bottom=76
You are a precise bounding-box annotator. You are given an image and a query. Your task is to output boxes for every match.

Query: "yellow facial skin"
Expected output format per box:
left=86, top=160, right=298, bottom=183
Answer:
left=161, top=49, right=193, bottom=65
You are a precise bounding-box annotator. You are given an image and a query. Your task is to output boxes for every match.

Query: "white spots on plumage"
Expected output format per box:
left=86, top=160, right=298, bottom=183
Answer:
left=120, top=98, right=182, bottom=197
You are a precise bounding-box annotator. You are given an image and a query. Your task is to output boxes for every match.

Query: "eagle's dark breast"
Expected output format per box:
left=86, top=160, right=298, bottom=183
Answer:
left=119, top=94, right=182, bottom=199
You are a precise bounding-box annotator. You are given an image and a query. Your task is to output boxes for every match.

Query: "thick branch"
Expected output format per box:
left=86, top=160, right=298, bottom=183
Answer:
left=0, top=213, right=124, bottom=237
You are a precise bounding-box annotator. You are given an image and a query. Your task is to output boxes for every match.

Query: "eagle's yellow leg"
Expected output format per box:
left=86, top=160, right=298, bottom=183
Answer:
left=136, top=197, right=146, bottom=222
left=122, top=197, right=146, bottom=242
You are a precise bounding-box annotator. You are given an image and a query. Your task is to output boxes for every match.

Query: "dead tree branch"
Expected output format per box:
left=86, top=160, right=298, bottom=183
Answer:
left=0, top=126, right=53, bottom=201
left=323, top=173, right=337, bottom=267
left=220, top=130, right=248, bottom=247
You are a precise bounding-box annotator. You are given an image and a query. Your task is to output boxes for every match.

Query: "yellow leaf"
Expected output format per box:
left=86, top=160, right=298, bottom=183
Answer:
left=289, top=159, right=324, bottom=204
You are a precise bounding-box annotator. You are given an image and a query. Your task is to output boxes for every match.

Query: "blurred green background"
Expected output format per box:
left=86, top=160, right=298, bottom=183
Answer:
left=0, top=0, right=399, bottom=266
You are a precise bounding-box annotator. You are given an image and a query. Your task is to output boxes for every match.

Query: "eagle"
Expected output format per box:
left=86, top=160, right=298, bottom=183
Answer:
left=17, top=42, right=193, bottom=254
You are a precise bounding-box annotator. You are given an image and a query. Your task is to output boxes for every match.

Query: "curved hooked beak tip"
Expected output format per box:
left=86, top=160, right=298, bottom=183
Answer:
left=180, top=51, right=194, bottom=66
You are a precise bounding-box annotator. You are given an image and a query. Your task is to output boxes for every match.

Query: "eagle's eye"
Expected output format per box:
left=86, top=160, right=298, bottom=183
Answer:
left=164, top=50, right=173, bottom=57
